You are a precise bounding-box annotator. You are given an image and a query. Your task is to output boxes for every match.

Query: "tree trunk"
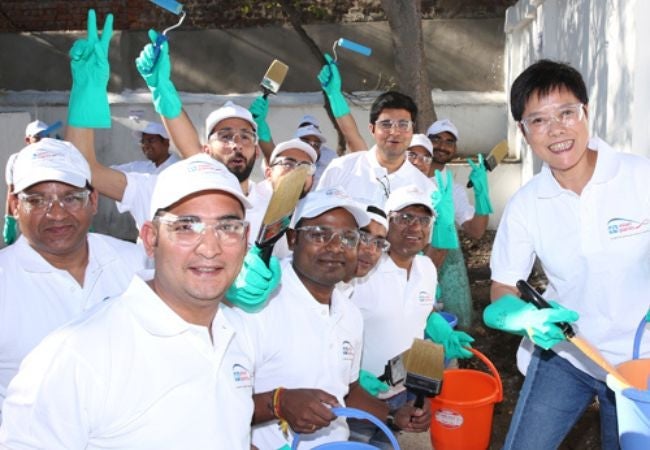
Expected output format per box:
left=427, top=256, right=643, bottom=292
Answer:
left=380, top=0, right=437, bottom=133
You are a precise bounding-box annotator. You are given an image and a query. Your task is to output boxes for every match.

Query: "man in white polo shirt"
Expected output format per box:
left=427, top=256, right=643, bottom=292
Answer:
left=111, top=122, right=179, bottom=175
left=247, top=187, right=431, bottom=450
left=0, top=138, right=146, bottom=422
left=0, top=154, right=257, bottom=448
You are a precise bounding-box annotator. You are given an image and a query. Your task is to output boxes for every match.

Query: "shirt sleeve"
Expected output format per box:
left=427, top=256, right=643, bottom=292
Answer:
left=452, top=181, right=475, bottom=226
left=115, top=172, right=157, bottom=230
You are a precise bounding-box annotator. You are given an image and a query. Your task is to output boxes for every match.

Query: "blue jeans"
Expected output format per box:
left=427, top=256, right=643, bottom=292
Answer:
left=504, top=347, right=619, bottom=450
left=348, top=391, right=414, bottom=450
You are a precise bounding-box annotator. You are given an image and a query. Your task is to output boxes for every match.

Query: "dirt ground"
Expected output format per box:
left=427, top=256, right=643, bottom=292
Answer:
left=459, top=230, right=601, bottom=450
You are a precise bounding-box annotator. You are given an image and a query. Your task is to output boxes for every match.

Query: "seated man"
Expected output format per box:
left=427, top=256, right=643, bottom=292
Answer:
left=247, top=187, right=431, bottom=449
left=0, top=138, right=146, bottom=421
left=0, top=154, right=257, bottom=448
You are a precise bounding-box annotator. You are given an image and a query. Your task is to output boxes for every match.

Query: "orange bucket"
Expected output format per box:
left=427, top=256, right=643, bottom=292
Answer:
left=429, top=348, right=503, bottom=450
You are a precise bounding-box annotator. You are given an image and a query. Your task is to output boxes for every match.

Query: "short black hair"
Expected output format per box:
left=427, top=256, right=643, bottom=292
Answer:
left=369, top=91, right=418, bottom=125
left=510, top=59, right=588, bottom=122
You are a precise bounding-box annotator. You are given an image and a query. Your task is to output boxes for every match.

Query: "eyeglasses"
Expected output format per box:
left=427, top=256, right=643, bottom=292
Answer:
left=428, top=135, right=456, bottom=147
left=17, top=190, right=90, bottom=214
left=406, top=151, right=433, bottom=165
left=270, top=158, right=316, bottom=175
left=374, top=119, right=414, bottom=132
left=208, top=128, right=257, bottom=145
left=520, top=103, right=585, bottom=135
left=359, top=230, right=390, bottom=252
left=295, top=225, right=360, bottom=250
left=389, top=212, right=433, bottom=228
left=155, top=213, right=248, bottom=247
left=299, top=137, right=322, bottom=150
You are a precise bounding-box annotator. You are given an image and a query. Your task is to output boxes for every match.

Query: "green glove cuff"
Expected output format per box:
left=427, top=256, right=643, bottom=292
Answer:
left=359, top=369, right=389, bottom=397
left=473, top=186, right=493, bottom=215
left=425, top=312, right=453, bottom=343
left=483, top=294, right=530, bottom=335
left=151, top=81, right=182, bottom=119
left=327, top=91, right=350, bottom=118
left=256, top=120, right=272, bottom=143
left=3, top=215, right=18, bottom=246
left=68, top=85, right=111, bottom=128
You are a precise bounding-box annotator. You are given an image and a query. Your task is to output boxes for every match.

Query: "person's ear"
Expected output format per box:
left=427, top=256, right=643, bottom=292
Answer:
left=140, top=221, right=158, bottom=257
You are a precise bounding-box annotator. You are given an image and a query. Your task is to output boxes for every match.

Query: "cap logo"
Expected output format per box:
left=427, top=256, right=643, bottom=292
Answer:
left=325, top=187, right=349, bottom=200
left=31, top=150, right=61, bottom=161
left=186, top=160, right=221, bottom=175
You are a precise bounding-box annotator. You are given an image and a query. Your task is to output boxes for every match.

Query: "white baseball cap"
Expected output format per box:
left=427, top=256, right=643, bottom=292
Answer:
left=384, top=185, right=435, bottom=216
left=269, top=138, right=318, bottom=164
left=297, top=114, right=320, bottom=128
left=204, top=101, right=257, bottom=141
left=149, top=153, right=252, bottom=219
left=12, top=138, right=91, bottom=193
left=134, top=122, right=169, bottom=140
left=409, top=133, right=433, bottom=155
left=25, top=120, right=49, bottom=138
left=294, top=124, right=327, bottom=144
left=426, top=119, right=459, bottom=141
left=365, top=204, right=389, bottom=230
left=291, top=186, right=370, bottom=228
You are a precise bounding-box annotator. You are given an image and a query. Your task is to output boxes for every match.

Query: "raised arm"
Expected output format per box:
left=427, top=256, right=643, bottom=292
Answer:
left=65, top=9, right=126, bottom=201
left=317, top=54, right=368, bottom=152
left=135, top=30, right=202, bottom=158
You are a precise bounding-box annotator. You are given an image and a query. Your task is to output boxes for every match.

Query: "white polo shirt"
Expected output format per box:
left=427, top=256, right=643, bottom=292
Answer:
left=247, top=260, right=363, bottom=450
left=351, top=254, right=437, bottom=376
left=111, top=152, right=180, bottom=175
left=490, top=137, right=650, bottom=379
left=433, top=166, right=475, bottom=226
left=314, top=145, right=337, bottom=186
left=0, top=234, right=146, bottom=419
left=0, top=274, right=256, bottom=449
left=317, top=146, right=435, bottom=208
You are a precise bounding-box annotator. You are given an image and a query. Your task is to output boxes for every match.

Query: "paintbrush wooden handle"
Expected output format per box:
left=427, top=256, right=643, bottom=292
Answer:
left=569, top=336, right=632, bottom=388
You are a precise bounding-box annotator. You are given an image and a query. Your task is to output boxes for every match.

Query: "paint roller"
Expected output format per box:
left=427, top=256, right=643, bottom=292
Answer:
left=147, top=0, right=186, bottom=72
left=332, top=38, right=372, bottom=61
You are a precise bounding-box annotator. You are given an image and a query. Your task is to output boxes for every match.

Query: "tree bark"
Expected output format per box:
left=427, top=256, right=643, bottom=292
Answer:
left=379, top=0, right=437, bottom=133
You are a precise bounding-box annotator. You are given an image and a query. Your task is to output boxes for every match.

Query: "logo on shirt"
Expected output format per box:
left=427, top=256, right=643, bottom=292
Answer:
left=342, top=340, right=355, bottom=361
left=232, top=363, right=253, bottom=388
left=418, top=290, right=434, bottom=305
left=607, top=217, right=650, bottom=239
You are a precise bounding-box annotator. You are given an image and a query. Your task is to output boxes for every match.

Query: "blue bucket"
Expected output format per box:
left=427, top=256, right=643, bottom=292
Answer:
left=291, top=407, right=401, bottom=449
left=606, top=316, right=650, bottom=449
left=439, top=311, right=458, bottom=329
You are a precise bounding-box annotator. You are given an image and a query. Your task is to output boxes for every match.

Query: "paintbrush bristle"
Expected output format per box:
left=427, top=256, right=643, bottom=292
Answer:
left=485, top=140, right=509, bottom=170
left=261, top=165, right=309, bottom=226
left=405, top=338, right=444, bottom=379
left=261, top=60, right=289, bottom=94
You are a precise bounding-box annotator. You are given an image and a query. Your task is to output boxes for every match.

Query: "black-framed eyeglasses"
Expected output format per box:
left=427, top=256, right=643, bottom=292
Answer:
left=389, top=212, right=433, bottom=228
left=374, top=119, right=414, bottom=132
left=406, top=151, right=433, bottom=165
left=270, top=158, right=316, bottom=175
left=154, top=213, right=248, bottom=247
left=17, top=190, right=90, bottom=214
left=359, top=230, right=390, bottom=252
left=295, top=225, right=360, bottom=249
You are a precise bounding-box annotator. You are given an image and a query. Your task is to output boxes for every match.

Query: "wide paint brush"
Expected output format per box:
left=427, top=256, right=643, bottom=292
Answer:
left=467, top=139, right=509, bottom=188
left=404, top=338, right=445, bottom=408
left=147, top=0, right=186, bottom=71
left=516, top=279, right=632, bottom=388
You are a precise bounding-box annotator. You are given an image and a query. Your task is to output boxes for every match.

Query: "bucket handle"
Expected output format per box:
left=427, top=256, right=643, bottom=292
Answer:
left=468, top=347, right=503, bottom=403
left=632, top=315, right=647, bottom=360
left=290, top=407, right=401, bottom=450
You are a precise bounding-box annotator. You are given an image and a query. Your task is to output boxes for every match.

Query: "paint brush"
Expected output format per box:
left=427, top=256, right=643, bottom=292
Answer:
left=147, top=0, right=187, bottom=71
left=404, top=338, right=445, bottom=408
left=260, top=59, right=289, bottom=99
left=467, top=139, right=509, bottom=188
left=516, top=279, right=632, bottom=388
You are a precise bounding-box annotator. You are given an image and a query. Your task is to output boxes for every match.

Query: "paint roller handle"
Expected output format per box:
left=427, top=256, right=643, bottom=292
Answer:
left=516, top=279, right=576, bottom=338
left=149, top=33, right=169, bottom=73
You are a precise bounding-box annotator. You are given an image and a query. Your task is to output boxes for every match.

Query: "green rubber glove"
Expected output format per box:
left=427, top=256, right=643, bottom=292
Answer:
left=468, top=154, right=493, bottom=215
left=68, top=9, right=113, bottom=128
left=3, top=215, right=17, bottom=245
left=135, top=29, right=182, bottom=119
left=249, top=96, right=271, bottom=142
left=359, top=369, right=390, bottom=397
left=225, top=246, right=281, bottom=312
left=430, top=170, right=459, bottom=249
left=483, top=294, right=579, bottom=350
left=317, top=54, right=350, bottom=118
left=424, top=312, right=474, bottom=359
left=646, top=308, right=650, bottom=322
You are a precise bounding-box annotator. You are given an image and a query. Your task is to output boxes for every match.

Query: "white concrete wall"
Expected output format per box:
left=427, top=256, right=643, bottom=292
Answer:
left=504, top=0, right=650, bottom=184
left=0, top=89, right=510, bottom=240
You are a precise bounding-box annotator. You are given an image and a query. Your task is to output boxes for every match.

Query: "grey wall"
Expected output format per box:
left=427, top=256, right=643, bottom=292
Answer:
left=0, top=19, right=505, bottom=93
